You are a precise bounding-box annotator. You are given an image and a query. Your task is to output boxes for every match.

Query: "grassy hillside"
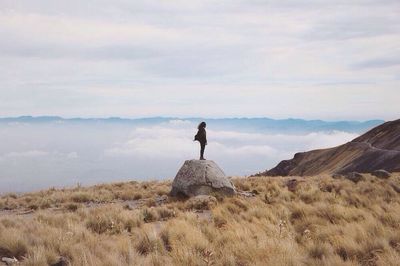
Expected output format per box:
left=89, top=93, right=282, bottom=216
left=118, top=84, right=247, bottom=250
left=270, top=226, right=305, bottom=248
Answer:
left=1, top=174, right=400, bottom=265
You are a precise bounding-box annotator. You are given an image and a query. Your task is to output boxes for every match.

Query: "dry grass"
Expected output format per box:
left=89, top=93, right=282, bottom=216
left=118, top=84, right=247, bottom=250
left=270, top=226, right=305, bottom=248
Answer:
left=0, top=174, right=400, bottom=265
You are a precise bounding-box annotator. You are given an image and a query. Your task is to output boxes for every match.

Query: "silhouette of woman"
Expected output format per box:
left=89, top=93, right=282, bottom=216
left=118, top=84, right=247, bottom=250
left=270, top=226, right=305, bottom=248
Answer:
left=194, top=122, right=207, bottom=160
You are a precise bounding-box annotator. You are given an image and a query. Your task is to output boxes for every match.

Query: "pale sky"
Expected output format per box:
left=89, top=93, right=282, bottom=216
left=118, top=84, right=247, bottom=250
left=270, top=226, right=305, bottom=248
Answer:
left=1, top=0, right=399, bottom=120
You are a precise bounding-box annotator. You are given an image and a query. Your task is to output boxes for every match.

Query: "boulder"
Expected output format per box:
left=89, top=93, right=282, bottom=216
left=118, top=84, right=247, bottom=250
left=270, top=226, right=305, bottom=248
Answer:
left=237, top=191, right=257, bottom=197
left=345, top=172, right=364, bottom=183
left=286, top=179, right=298, bottom=192
left=170, top=160, right=236, bottom=197
left=371, top=169, right=391, bottom=179
left=331, top=173, right=344, bottom=179
left=1, top=257, right=18, bottom=266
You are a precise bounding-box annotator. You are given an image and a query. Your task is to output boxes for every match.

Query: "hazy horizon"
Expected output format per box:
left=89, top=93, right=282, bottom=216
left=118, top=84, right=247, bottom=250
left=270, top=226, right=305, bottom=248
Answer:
left=0, top=115, right=387, bottom=122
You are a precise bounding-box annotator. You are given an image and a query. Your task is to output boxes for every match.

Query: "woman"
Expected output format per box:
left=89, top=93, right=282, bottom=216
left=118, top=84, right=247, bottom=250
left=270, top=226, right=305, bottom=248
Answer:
left=194, top=121, right=207, bottom=160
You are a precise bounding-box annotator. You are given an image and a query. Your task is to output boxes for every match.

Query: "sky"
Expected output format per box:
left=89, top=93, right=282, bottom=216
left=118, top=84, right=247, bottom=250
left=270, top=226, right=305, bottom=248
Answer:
left=1, top=0, right=399, bottom=120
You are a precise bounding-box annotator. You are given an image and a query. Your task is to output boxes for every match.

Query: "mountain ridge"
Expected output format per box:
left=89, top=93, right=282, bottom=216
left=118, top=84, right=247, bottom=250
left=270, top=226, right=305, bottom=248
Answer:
left=263, top=119, right=400, bottom=176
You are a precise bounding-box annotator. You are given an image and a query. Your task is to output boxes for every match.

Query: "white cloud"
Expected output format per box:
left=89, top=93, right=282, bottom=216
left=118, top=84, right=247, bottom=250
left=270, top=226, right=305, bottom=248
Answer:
left=104, top=124, right=358, bottom=161
left=209, top=142, right=280, bottom=157
left=209, top=129, right=358, bottom=150
left=104, top=125, right=195, bottom=158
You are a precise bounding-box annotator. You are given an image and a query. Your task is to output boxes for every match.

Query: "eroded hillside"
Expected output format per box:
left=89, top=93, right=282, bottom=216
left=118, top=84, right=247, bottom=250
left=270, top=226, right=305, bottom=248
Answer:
left=264, top=119, right=400, bottom=176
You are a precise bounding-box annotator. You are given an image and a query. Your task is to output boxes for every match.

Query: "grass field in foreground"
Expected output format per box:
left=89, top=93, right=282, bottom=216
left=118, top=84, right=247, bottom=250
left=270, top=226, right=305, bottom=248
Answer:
left=1, top=173, right=400, bottom=265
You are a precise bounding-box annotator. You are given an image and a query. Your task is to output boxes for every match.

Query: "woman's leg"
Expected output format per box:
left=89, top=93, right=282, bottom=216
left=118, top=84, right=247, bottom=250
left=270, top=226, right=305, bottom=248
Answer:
left=200, top=142, right=206, bottom=159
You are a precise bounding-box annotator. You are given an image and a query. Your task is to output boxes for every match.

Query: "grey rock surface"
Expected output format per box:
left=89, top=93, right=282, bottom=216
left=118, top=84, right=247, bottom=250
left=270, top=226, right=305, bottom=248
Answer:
left=345, top=172, right=364, bottom=183
left=286, top=179, right=299, bottom=192
left=332, top=173, right=344, bottom=179
left=170, top=160, right=236, bottom=197
left=1, top=257, right=18, bottom=266
left=371, top=169, right=391, bottom=179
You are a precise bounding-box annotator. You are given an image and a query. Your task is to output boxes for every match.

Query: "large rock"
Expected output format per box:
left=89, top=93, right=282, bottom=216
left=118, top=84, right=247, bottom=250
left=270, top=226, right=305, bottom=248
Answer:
left=345, top=172, right=364, bottom=183
left=170, top=160, right=236, bottom=197
left=371, top=169, right=391, bottom=179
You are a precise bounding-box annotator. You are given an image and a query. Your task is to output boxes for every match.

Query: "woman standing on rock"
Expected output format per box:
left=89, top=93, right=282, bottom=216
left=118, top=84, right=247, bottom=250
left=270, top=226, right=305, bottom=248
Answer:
left=194, top=121, right=207, bottom=160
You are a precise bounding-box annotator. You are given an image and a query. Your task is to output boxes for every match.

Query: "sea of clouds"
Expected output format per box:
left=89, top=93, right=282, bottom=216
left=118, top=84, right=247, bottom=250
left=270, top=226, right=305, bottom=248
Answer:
left=0, top=119, right=359, bottom=193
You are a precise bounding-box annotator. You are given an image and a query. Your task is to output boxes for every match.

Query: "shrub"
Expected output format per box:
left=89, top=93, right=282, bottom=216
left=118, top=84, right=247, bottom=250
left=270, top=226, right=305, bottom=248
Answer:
left=135, top=232, right=161, bottom=255
left=28, top=204, right=39, bottom=210
left=145, top=198, right=157, bottom=207
left=213, top=214, right=227, bottom=228
left=156, top=207, right=176, bottom=220
left=186, top=195, right=217, bottom=211
left=86, top=215, right=117, bottom=234
left=40, top=200, right=52, bottom=209
left=133, top=193, right=143, bottom=200
left=0, top=230, right=28, bottom=259
left=308, top=243, right=332, bottom=260
left=71, top=192, right=92, bottom=203
left=124, top=218, right=142, bottom=232
left=65, top=203, right=79, bottom=212
left=142, top=208, right=157, bottom=223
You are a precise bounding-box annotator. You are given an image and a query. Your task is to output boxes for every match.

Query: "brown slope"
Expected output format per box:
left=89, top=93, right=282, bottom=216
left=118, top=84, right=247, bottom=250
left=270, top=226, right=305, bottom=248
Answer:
left=351, top=119, right=400, bottom=151
left=264, top=119, right=400, bottom=176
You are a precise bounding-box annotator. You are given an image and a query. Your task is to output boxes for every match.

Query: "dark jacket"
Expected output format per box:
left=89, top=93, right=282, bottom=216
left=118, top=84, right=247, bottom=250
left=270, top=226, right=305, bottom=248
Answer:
left=194, top=127, right=207, bottom=144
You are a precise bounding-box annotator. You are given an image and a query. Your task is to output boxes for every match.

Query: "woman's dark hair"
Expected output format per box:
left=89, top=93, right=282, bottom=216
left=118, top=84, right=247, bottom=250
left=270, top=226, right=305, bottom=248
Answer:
left=198, top=121, right=206, bottom=129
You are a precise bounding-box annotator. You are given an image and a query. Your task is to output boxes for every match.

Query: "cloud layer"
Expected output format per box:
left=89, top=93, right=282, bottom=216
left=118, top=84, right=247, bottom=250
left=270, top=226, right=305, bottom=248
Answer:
left=0, top=120, right=359, bottom=192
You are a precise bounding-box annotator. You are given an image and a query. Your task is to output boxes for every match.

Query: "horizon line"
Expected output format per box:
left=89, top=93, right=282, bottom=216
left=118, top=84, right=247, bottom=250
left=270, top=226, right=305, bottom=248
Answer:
left=0, top=115, right=387, bottom=123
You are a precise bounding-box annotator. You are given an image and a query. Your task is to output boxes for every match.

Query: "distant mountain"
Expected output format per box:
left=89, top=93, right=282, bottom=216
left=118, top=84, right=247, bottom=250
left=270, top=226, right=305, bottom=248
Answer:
left=262, top=119, right=400, bottom=176
left=200, top=118, right=383, bottom=133
left=0, top=116, right=384, bottom=134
